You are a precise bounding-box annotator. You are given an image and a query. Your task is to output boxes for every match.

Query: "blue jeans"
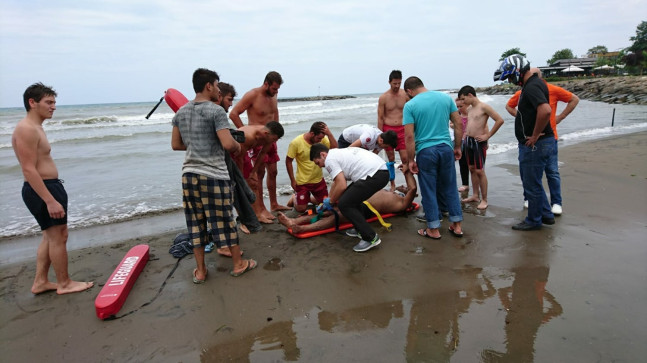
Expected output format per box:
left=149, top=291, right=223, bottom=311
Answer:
left=521, top=138, right=561, bottom=206
left=545, top=139, right=561, bottom=206
left=417, top=144, right=463, bottom=229
left=518, top=138, right=554, bottom=226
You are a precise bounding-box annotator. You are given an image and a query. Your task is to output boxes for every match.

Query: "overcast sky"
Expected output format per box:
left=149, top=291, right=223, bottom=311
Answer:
left=0, top=0, right=645, bottom=107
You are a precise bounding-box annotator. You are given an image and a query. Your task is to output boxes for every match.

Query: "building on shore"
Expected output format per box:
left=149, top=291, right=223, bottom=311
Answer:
left=539, top=57, right=597, bottom=77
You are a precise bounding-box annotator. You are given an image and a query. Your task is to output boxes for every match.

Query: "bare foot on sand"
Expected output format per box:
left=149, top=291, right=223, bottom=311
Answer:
left=32, top=281, right=58, bottom=295
left=239, top=224, right=250, bottom=234
left=458, top=185, right=469, bottom=192
left=271, top=204, right=291, bottom=212
left=217, top=247, right=243, bottom=258
left=477, top=201, right=488, bottom=210
left=462, top=195, right=480, bottom=203
left=261, top=210, right=276, bottom=221
left=277, top=212, right=294, bottom=228
left=57, top=280, right=94, bottom=295
left=256, top=208, right=276, bottom=223
left=258, top=216, right=274, bottom=224
left=278, top=212, right=306, bottom=233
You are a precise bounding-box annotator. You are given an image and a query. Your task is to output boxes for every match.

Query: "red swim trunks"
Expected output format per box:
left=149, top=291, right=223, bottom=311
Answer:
left=295, top=179, right=328, bottom=206
left=242, top=142, right=280, bottom=179
left=382, top=124, right=405, bottom=151
left=264, top=141, right=280, bottom=164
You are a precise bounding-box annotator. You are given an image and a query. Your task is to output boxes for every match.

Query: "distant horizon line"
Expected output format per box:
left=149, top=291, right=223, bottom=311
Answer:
left=0, top=87, right=468, bottom=109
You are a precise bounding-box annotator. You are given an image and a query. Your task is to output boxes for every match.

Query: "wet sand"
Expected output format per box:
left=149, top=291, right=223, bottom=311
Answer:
left=1, top=132, right=646, bottom=362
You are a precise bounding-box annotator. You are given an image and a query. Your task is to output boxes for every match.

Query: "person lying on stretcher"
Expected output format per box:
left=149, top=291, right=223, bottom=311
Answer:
left=278, top=168, right=417, bottom=234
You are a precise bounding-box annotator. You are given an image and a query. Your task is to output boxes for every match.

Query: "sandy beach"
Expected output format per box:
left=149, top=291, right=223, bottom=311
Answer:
left=1, top=131, right=645, bottom=362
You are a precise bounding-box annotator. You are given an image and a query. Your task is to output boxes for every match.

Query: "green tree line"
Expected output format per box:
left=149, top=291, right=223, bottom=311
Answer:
left=498, top=20, right=646, bottom=75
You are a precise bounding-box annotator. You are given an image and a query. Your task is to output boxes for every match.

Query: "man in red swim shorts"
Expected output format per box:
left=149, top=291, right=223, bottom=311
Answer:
left=378, top=70, right=409, bottom=191
left=233, top=121, right=285, bottom=224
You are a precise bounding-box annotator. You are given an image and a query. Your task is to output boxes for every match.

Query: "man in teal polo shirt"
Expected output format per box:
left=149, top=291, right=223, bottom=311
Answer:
left=403, top=76, right=464, bottom=239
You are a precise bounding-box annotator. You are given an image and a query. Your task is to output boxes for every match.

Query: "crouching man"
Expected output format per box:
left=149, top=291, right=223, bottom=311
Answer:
left=310, top=144, right=389, bottom=252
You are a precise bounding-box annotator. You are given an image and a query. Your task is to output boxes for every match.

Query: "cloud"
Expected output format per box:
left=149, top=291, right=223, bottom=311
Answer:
left=1, top=0, right=646, bottom=107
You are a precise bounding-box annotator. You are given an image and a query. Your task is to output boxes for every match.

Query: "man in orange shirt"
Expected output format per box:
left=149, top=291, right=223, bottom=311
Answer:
left=506, top=68, right=579, bottom=215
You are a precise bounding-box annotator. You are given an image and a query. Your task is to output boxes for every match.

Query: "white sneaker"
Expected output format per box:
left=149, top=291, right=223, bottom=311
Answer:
left=523, top=200, right=529, bottom=209
left=551, top=204, right=562, bottom=215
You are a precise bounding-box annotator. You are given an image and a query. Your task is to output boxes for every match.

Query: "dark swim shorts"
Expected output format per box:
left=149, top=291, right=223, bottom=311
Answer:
left=22, top=179, right=68, bottom=230
left=463, top=136, right=488, bottom=170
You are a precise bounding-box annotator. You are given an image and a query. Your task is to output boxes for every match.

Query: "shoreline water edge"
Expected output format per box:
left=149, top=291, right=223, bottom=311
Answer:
left=0, top=131, right=645, bottom=361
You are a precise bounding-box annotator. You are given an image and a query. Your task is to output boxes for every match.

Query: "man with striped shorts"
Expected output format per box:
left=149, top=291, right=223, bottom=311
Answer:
left=172, top=68, right=257, bottom=283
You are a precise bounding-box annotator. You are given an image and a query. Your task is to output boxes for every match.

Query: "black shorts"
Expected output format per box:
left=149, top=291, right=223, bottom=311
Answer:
left=337, top=135, right=352, bottom=149
left=463, top=136, right=488, bottom=169
left=22, top=179, right=68, bottom=230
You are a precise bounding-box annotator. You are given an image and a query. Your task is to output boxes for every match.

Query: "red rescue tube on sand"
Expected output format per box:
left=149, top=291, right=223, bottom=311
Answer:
left=164, top=88, right=189, bottom=113
left=95, top=244, right=150, bottom=320
left=288, top=202, right=420, bottom=239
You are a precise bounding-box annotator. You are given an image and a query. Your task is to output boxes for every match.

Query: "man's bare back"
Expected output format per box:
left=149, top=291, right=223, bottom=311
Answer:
left=239, top=125, right=269, bottom=151
left=234, top=124, right=278, bottom=177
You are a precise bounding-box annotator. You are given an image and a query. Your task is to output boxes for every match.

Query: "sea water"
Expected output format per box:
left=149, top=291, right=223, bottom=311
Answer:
left=1, top=93, right=646, bottom=238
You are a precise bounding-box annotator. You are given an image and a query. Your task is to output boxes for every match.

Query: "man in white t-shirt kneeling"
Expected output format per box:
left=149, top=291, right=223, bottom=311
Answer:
left=310, top=143, right=389, bottom=252
left=337, top=124, right=397, bottom=152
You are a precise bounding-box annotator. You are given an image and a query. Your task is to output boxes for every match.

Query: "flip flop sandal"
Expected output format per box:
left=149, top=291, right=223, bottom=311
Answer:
left=230, top=259, right=257, bottom=277
left=417, top=228, right=441, bottom=240
left=448, top=226, right=464, bottom=237
left=193, top=268, right=207, bottom=284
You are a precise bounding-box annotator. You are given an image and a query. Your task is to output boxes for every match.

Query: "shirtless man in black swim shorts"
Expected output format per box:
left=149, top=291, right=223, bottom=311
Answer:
left=12, top=83, right=94, bottom=295
left=457, top=85, right=505, bottom=210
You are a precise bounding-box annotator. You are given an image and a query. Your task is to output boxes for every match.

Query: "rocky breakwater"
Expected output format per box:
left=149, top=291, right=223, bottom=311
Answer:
left=476, top=76, right=647, bottom=105
left=279, top=95, right=355, bottom=103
